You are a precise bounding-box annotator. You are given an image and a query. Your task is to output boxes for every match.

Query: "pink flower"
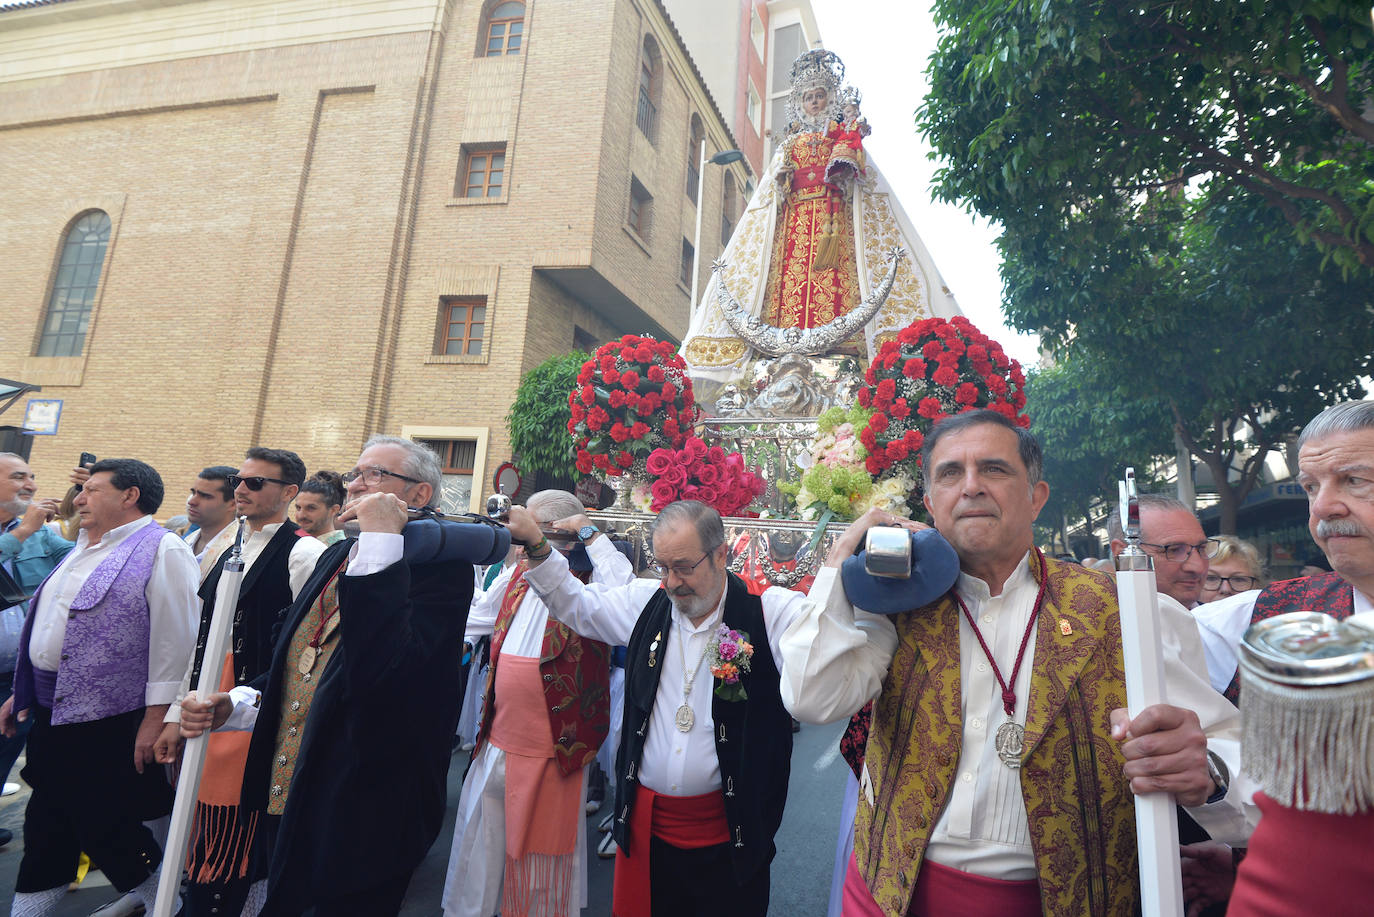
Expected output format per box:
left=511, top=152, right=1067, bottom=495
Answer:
left=719, top=640, right=738, bottom=660
left=695, top=484, right=719, bottom=505
left=696, top=463, right=721, bottom=486
left=685, top=437, right=709, bottom=460
left=650, top=479, right=678, bottom=507
left=661, top=463, right=688, bottom=486
left=646, top=450, right=675, bottom=476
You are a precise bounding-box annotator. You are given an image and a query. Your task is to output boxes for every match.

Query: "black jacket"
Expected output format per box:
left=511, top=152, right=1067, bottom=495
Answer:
left=240, top=537, right=474, bottom=911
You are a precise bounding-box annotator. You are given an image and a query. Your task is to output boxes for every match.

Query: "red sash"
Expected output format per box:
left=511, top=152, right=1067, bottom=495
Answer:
left=843, top=851, right=1041, bottom=917
left=612, top=784, right=730, bottom=917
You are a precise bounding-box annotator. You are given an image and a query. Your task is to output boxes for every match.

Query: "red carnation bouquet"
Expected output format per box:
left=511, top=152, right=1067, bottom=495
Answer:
left=643, top=435, right=767, bottom=516
left=856, top=316, right=1028, bottom=480
left=568, top=335, right=697, bottom=477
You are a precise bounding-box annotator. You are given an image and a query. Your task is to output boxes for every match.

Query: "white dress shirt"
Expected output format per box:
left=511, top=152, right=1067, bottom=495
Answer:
left=1193, top=583, right=1374, bottom=694
left=523, top=547, right=820, bottom=797
left=166, top=522, right=326, bottom=722
left=781, top=550, right=1253, bottom=876
left=28, top=515, right=200, bottom=706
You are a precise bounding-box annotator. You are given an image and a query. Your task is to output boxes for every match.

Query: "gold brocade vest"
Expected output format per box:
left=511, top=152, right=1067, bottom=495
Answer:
left=853, top=557, right=1139, bottom=917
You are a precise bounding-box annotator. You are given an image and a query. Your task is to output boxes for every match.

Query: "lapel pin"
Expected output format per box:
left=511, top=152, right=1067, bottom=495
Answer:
left=648, top=631, right=661, bottom=668
left=1059, top=618, right=1073, bottom=636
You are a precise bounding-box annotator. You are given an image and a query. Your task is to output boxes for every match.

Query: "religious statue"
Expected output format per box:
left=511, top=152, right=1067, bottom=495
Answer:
left=681, top=50, right=962, bottom=411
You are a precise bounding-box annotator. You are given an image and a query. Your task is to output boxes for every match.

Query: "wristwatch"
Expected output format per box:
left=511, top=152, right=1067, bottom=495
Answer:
left=578, top=524, right=599, bottom=544
left=1204, top=749, right=1229, bottom=804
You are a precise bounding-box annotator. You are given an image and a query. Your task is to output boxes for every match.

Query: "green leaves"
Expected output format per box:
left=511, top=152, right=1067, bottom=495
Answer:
left=505, top=350, right=590, bottom=482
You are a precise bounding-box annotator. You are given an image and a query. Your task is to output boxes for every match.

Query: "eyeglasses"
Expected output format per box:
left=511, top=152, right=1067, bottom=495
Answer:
left=649, top=549, right=716, bottom=579
left=228, top=475, right=292, bottom=492
left=1139, top=538, right=1219, bottom=563
left=1204, top=573, right=1258, bottom=591
left=341, top=466, right=421, bottom=487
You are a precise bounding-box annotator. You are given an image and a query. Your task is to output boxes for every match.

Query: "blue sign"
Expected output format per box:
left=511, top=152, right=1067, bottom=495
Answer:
left=23, top=399, right=62, bottom=435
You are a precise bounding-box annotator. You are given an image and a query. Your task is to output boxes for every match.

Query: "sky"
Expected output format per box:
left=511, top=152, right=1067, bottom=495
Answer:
left=807, top=0, right=1042, bottom=367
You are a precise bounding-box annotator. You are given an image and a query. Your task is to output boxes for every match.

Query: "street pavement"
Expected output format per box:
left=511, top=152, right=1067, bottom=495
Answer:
left=0, top=719, right=848, bottom=915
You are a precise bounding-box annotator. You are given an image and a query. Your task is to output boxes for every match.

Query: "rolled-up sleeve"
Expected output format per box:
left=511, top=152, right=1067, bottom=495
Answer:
left=145, top=534, right=202, bottom=706
left=779, top=567, right=898, bottom=725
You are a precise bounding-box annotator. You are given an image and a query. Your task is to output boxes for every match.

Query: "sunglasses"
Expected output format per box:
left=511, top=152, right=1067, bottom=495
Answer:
left=229, top=475, right=292, bottom=492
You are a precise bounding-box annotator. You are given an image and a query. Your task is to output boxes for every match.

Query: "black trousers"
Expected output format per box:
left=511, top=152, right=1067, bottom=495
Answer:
left=260, top=872, right=410, bottom=917
left=16, top=706, right=171, bottom=894
left=648, top=836, right=769, bottom=917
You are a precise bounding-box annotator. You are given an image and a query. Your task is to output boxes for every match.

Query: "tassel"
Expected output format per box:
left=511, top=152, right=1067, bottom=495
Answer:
left=1241, top=669, right=1374, bottom=814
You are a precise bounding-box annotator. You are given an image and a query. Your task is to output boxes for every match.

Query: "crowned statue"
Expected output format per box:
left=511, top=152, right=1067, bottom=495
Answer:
left=681, top=50, right=962, bottom=417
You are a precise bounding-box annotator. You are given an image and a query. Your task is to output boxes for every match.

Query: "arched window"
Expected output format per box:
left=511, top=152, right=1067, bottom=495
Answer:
left=482, top=1, right=525, bottom=57
left=686, top=114, right=704, bottom=202
left=720, top=173, right=739, bottom=247
left=37, top=210, right=110, bottom=357
left=636, top=35, right=661, bottom=142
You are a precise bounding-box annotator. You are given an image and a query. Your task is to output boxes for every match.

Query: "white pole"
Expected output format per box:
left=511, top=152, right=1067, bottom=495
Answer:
left=688, top=138, right=708, bottom=325
left=152, top=518, right=249, bottom=917
left=1114, top=473, right=1184, bottom=917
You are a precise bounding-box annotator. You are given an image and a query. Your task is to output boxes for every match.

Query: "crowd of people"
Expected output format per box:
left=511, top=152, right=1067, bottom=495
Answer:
left=0, top=398, right=1370, bottom=916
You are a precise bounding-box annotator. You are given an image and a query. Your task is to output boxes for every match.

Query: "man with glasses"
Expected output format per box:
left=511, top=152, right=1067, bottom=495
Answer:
left=180, top=435, right=476, bottom=916
left=154, top=448, right=323, bottom=916
left=504, top=499, right=814, bottom=917
left=1109, top=494, right=1217, bottom=608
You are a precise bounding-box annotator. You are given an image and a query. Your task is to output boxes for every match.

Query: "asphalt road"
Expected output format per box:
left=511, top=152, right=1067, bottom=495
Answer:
left=0, top=719, right=848, bottom=916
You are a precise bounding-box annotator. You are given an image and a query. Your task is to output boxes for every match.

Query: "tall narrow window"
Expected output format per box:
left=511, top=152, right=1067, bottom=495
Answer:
left=37, top=210, right=111, bottom=357
left=686, top=115, right=704, bottom=202
left=458, top=145, right=506, bottom=198
left=637, top=36, right=661, bottom=142
left=680, top=238, right=695, bottom=287
left=417, top=439, right=477, bottom=513
left=438, top=297, right=486, bottom=355
left=628, top=178, right=653, bottom=242
left=482, top=1, right=525, bottom=56
left=721, top=174, right=739, bottom=247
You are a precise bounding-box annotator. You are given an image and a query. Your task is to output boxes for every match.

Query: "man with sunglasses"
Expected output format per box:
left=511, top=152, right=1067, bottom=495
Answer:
left=1109, top=494, right=1217, bottom=609
left=180, top=435, right=476, bottom=916
left=504, top=499, right=815, bottom=917
left=155, top=447, right=324, bottom=916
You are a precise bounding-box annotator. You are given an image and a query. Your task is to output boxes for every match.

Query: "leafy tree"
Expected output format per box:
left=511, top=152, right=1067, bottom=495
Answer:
left=506, top=351, right=590, bottom=482
left=919, top=0, right=1374, bottom=275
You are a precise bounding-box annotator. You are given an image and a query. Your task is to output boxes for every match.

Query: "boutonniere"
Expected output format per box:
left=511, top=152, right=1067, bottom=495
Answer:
left=709, top=624, right=754, bottom=701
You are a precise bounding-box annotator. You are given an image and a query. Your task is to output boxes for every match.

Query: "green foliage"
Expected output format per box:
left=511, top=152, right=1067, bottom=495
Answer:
left=506, top=351, right=590, bottom=481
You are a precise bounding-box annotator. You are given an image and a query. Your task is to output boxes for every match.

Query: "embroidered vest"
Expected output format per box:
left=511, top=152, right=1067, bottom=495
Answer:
left=1223, top=572, right=1355, bottom=705
left=191, top=523, right=304, bottom=687
left=475, top=565, right=611, bottom=775
left=613, top=573, right=792, bottom=884
left=14, top=522, right=167, bottom=725
left=854, top=557, right=1138, bottom=917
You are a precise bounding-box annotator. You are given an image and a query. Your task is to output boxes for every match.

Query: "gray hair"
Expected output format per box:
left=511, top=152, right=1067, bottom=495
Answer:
left=650, top=500, right=725, bottom=553
left=527, top=489, right=584, bottom=523
left=919, top=409, right=1043, bottom=490
left=362, top=434, right=442, bottom=505
left=0, top=453, right=26, bottom=463
left=1211, top=534, right=1265, bottom=580
left=1106, top=493, right=1194, bottom=544
left=1298, top=400, right=1374, bottom=450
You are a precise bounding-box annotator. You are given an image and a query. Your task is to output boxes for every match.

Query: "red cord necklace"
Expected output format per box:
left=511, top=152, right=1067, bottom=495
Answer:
left=951, top=547, right=1048, bottom=769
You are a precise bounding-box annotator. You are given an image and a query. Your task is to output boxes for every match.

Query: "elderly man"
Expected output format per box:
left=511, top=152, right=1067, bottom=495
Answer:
left=0, top=453, right=74, bottom=832
left=1, top=458, right=199, bottom=916
left=443, top=489, right=634, bottom=917
left=155, top=448, right=324, bottom=917
left=1191, top=399, right=1374, bottom=915
left=181, top=435, right=475, bottom=916
left=781, top=409, right=1243, bottom=916
left=1110, top=494, right=1217, bottom=608
left=504, top=499, right=813, bottom=917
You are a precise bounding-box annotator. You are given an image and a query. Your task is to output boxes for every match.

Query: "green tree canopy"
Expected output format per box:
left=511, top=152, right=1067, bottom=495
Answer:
left=506, top=350, right=590, bottom=482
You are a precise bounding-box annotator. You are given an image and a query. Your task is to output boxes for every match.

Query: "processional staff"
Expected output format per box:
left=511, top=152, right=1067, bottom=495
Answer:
left=153, top=516, right=249, bottom=917
left=1113, top=469, right=1185, bottom=917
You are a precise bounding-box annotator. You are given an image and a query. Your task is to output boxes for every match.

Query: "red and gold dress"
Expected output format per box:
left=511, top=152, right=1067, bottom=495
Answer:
left=764, top=126, right=865, bottom=330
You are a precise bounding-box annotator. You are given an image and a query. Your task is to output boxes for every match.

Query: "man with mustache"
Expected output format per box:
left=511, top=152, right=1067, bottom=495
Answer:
left=503, top=499, right=814, bottom=917
left=1189, top=401, right=1374, bottom=914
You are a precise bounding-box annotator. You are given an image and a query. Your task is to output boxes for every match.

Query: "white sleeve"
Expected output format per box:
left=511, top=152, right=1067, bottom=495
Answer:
left=287, top=535, right=327, bottom=598
left=1191, top=590, right=1261, bottom=694
left=588, top=536, right=636, bottom=586
left=778, top=566, right=898, bottom=725
left=1157, top=594, right=1255, bottom=844
left=464, top=563, right=512, bottom=641
left=220, top=684, right=263, bottom=732
left=345, top=532, right=403, bottom=576
left=146, top=533, right=202, bottom=706
left=524, top=547, right=659, bottom=647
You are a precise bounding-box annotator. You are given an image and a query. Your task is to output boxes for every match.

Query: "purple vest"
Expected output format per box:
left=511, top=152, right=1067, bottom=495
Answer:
left=13, top=521, right=167, bottom=725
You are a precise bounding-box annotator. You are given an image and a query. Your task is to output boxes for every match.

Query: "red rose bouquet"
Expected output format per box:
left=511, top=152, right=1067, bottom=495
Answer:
left=856, top=316, right=1028, bottom=480
left=568, top=334, right=697, bottom=477
left=642, top=435, right=767, bottom=516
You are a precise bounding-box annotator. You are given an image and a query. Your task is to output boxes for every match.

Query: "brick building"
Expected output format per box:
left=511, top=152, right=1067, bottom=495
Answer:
left=0, top=0, right=752, bottom=511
